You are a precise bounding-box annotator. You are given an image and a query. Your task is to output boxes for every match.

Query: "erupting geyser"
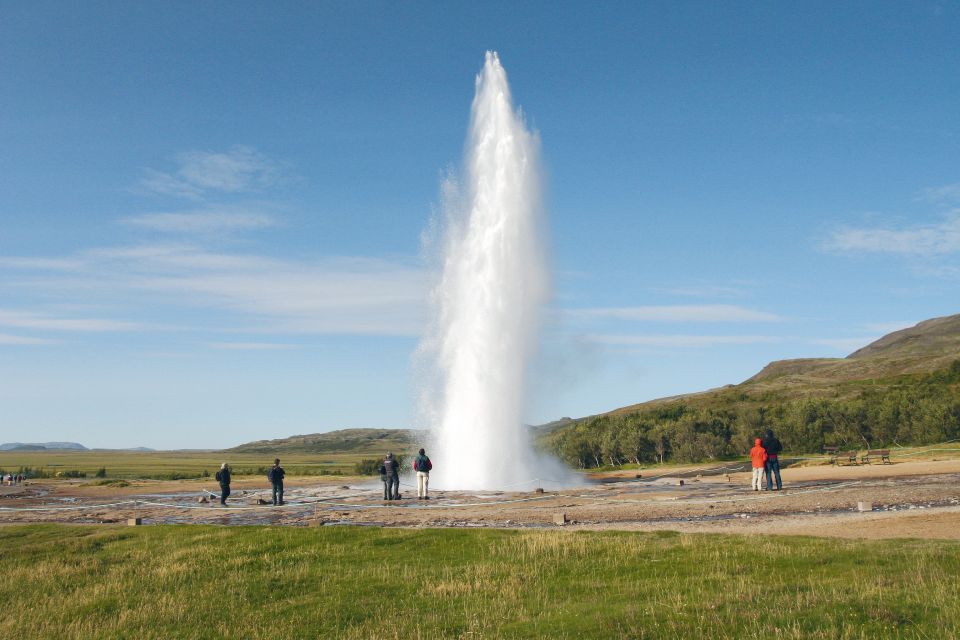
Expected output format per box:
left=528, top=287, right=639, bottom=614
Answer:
left=419, top=51, right=567, bottom=490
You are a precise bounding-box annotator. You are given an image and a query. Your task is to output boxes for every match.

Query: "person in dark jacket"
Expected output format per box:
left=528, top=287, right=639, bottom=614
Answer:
left=267, top=458, right=285, bottom=505
left=761, top=429, right=783, bottom=491
left=215, top=462, right=231, bottom=505
left=379, top=459, right=390, bottom=500
left=382, top=452, right=400, bottom=500
left=413, top=448, right=432, bottom=500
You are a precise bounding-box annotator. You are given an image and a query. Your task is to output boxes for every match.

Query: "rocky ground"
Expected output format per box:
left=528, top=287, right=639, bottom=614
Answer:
left=2, top=459, right=960, bottom=540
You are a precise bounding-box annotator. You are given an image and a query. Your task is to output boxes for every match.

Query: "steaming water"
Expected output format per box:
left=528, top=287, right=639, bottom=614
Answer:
left=420, top=52, right=569, bottom=490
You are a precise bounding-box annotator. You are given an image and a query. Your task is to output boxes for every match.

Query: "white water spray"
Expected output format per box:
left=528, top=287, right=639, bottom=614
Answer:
left=419, top=52, right=569, bottom=490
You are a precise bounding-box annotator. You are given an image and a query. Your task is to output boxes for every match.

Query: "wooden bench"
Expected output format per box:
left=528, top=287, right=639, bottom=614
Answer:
left=823, top=446, right=838, bottom=464
left=837, top=450, right=858, bottom=465
left=861, top=449, right=891, bottom=464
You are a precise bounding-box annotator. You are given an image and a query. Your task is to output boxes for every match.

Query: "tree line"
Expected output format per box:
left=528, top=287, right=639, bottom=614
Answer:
left=546, top=360, right=960, bottom=468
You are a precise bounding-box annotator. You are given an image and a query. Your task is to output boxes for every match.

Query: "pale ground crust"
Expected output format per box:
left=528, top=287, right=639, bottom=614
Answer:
left=2, top=458, right=959, bottom=540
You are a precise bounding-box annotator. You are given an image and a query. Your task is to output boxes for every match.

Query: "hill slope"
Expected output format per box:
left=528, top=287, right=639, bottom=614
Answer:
left=607, top=314, right=960, bottom=416
left=228, top=428, right=424, bottom=454
left=546, top=313, right=960, bottom=466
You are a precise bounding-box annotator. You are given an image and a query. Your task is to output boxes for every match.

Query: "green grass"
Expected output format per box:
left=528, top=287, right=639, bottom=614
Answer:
left=1, top=525, right=957, bottom=639
left=0, top=450, right=378, bottom=479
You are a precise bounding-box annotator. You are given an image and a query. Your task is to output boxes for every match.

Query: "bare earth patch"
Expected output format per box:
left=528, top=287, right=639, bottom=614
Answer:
left=3, top=458, right=960, bottom=540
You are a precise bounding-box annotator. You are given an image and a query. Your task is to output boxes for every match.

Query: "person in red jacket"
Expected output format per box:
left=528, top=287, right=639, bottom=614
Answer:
left=750, top=438, right=768, bottom=491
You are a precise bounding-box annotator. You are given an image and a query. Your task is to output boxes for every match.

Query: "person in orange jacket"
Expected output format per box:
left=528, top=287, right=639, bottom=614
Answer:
left=750, top=438, right=768, bottom=491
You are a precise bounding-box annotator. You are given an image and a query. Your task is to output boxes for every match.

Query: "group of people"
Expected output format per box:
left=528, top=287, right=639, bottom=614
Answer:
left=3, top=473, right=25, bottom=486
left=214, top=458, right=285, bottom=506
left=379, top=448, right=432, bottom=501
left=749, top=429, right=784, bottom=491
left=213, top=450, right=433, bottom=506
left=212, top=438, right=781, bottom=506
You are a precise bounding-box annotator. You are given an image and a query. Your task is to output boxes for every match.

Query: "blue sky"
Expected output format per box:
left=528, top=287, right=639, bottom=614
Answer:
left=2, top=2, right=959, bottom=449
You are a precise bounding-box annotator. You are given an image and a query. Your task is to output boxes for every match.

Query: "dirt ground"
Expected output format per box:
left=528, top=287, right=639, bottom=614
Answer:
left=3, top=459, right=960, bottom=540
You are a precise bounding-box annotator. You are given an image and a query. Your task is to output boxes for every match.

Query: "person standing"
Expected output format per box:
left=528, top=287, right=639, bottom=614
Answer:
left=379, top=459, right=390, bottom=500
left=268, top=458, right=285, bottom=505
left=762, top=429, right=783, bottom=491
left=413, top=448, right=432, bottom=500
left=749, top=438, right=767, bottom=492
left=215, top=463, right=231, bottom=506
left=382, top=452, right=400, bottom=500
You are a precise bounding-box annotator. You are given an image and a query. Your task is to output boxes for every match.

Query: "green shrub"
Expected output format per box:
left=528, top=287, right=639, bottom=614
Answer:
left=353, top=458, right=383, bottom=475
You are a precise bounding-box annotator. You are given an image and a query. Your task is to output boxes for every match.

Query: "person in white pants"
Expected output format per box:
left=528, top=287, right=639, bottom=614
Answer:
left=751, top=466, right=764, bottom=491
left=413, top=448, right=432, bottom=500
left=750, top=437, right=768, bottom=491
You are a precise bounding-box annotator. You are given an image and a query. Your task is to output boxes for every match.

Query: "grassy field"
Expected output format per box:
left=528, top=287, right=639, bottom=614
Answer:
left=1, top=525, right=957, bottom=639
left=0, top=449, right=379, bottom=479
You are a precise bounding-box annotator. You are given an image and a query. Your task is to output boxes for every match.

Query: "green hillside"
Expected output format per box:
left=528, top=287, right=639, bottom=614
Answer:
left=545, top=314, right=960, bottom=467
left=228, top=427, right=424, bottom=455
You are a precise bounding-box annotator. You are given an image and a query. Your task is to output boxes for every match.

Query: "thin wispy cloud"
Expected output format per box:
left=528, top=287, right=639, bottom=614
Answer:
left=589, top=334, right=781, bottom=348
left=0, top=333, right=60, bottom=346
left=913, top=264, right=960, bottom=279
left=1, top=245, right=428, bottom=337
left=141, top=146, right=282, bottom=199
left=569, top=304, right=781, bottom=323
left=0, top=309, right=142, bottom=332
left=208, top=342, right=298, bottom=350
left=917, top=183, right=960, bottom=206
left=0, top=257, right=87, bottom=271
left=123, top=208, right=276, bottom=234
left=650, top=285, right=748, bottom=299
left=823, top=211, right=960, bottom=255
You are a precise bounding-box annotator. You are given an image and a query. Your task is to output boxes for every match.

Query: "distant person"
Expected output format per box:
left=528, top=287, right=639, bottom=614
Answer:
left=379, top=459, right=390, bottom=500
left=268, top=458, right=285, bottom=505
left=762, top=429, right=783, bottom=491
left=413, top=448, right=432, bottom=500
left=749, top=438, right=767, bottom=492
left=382, top=452, right=400, bottom=500
left=215, top=463, right=231, bottom=505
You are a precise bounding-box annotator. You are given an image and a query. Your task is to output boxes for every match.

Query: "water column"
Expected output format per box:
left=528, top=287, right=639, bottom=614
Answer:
left=424, top=52, right=549, bottom=490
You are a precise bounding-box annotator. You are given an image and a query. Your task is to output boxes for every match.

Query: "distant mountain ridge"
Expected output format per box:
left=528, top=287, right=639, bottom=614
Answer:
left=0, top=442, right=88, bottom=451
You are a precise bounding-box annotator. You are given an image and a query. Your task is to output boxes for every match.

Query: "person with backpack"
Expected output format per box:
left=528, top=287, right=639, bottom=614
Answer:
left=215, top=463, right=231, bottom=505
left=762, top=429, right=784, bottom=491
left=382, top=452, right=400, bottom=501
left=749, top=438, right=767, bottom=491
left=267, top=458, right=285, bottom=505
left=413, top=448, right=432, bottom=500
left=379, top=458, right=390, bottom=500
